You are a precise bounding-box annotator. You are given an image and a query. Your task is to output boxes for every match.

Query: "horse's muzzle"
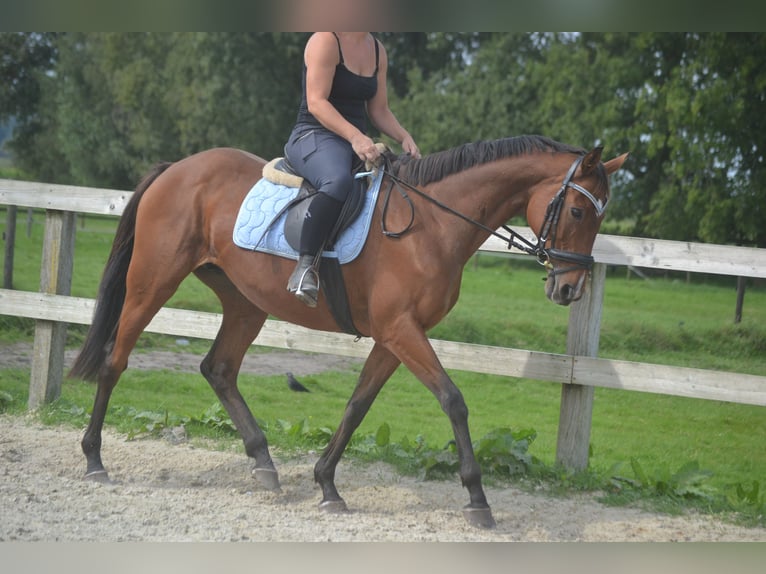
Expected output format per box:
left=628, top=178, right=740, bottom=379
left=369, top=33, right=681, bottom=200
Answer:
left=545, top=270, right=587, bottom=306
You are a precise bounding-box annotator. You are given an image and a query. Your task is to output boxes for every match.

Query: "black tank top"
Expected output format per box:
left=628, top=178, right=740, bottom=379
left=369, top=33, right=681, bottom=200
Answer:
left=295, top=33, right=379, bottom=134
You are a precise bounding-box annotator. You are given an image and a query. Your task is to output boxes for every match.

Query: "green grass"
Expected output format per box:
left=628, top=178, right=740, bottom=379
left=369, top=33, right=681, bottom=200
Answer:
left=1, top=209, right=765, bottom=524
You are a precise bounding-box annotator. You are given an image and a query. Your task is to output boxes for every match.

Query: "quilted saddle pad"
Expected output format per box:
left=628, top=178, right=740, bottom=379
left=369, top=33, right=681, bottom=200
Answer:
left=232, top=168, right=384, bottom=264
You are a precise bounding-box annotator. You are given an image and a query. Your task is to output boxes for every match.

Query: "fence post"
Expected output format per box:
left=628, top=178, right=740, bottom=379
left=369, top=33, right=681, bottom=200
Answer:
left=555, top=262, right=606, bottom=471
left=734, top=276, right=746, bottom=323
left=28, top=209, right=75, bottom=410
left=3, top=205, right=16, bottom=289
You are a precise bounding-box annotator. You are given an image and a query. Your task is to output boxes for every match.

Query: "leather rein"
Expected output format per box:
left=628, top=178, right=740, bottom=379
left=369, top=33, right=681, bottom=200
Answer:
left=379, top=154, right=607, bottom=275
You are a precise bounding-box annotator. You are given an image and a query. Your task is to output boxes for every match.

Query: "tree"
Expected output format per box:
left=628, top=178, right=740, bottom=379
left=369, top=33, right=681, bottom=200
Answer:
left=0, top=32, right=68, bottom=179
left=392, top=32, right=766, bottom=246
left=378, top=33, right=490, bottom=99
left=3, top=33, right=764, bottom=246
left=388, top=33, right=546, bottom=152
left=0, top=33, right=57, bottom=123
left=651, top=33, right=766, bottom=246
left=164, top=33, right=307, bottom=159
left=578, top=33, right=766, bottom=246
left=16, top=33, right=308, bottom=189
left=53, top=33, right=175, bottom=188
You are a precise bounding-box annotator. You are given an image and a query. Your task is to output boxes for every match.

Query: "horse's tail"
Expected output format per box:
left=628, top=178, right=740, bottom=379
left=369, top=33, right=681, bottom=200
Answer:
left=68, top=162, right=173, bottom=381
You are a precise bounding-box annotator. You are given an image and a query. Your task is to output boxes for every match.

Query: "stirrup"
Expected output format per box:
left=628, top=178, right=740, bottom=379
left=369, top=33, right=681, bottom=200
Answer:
left=295, top=272, right=319, bottom=307
left=287, top=255, right=320, bottom=308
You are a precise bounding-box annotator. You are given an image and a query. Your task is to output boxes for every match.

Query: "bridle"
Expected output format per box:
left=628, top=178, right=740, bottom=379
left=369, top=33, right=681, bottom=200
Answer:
left=533, top=155, right=608, bottom=275
left=380, top=154, right=607, bottom=275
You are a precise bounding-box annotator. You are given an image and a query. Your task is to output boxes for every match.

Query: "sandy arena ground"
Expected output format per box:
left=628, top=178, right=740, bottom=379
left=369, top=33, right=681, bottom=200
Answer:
left=1, top=343, right=765, bottom=542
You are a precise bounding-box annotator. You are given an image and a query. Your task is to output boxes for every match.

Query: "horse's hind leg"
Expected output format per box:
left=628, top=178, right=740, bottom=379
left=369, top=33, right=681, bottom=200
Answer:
left=81, top=363, right=122, bottom=481
left=194, top=265, right=279, bottom=491
left=81, top=265, right=192, bottom=482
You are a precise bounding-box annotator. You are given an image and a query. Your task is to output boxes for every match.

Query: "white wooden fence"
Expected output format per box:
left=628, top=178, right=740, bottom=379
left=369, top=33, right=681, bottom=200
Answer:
left=2, top=178, right=766, bottom=471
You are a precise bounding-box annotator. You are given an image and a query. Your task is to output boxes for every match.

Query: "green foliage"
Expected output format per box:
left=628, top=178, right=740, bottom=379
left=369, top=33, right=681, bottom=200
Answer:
left=276, top=417, right=335, bottom=448
left=4, top=32, right=766, bottom=244
left=613, top=458, right=716, bottom=501
left=91, top=402, right=764, bottom=526
left=730, top=481, right=765, bottom=520
left=0, top=159, right=29, bottom=180
left=0, top=389, right=14, bottom=412
left=392, top=32, right=766, bottom=247
left=605, top=458, right=764, bottom=525
left=270, top=419, right=541, bottom=483
left=472, top=427, right=538, bottom=477
left=3, top=33, right=308, bottom=189
left=111, top=406, right=187, bottom=440
left=0, top=33, right=58, bottom=119
left=734, top=481, right=762, bottom=506
left=11, top=370, right=766, bottom=527
left=196, top=402, right=237, bottom=435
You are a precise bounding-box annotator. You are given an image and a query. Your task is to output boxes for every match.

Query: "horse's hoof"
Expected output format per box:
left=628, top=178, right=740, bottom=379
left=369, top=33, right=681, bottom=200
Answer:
left=318, top=499, right=349, bottom=514
left=462, top=505, right=496, bottom=529
left=252, top=467, right=281, bottom=492
left=83, top=469, right=112, bottom=484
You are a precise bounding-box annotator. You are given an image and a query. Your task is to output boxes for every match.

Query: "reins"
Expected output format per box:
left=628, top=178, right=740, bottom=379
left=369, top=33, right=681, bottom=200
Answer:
left=379, top=154, right=606, bottom=275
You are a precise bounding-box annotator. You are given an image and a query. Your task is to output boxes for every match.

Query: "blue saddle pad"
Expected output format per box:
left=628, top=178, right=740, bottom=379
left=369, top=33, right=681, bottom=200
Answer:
left=233, top=168, right=384, bottom=263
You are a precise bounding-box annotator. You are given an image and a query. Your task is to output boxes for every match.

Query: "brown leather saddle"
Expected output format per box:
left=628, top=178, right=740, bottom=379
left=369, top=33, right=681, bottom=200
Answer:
left=263, top=157, right=369, bottom=254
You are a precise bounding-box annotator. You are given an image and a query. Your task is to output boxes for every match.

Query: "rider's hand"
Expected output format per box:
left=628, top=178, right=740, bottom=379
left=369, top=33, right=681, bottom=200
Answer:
left=351, top=133, right=379, bottom=164
left=401, top=134, right=421, bottom=159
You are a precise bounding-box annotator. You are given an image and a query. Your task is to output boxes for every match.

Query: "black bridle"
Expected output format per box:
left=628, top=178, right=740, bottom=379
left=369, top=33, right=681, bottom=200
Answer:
left=379, top=154, right=607, bottom=275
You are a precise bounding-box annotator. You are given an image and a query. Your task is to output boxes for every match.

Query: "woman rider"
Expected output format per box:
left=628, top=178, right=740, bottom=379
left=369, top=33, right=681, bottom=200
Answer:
left=284, top=32, right=420, bottom=307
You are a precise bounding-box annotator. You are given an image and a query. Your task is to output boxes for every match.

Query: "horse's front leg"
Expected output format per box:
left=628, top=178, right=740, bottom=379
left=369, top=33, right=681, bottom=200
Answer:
left=387, top=325, right=496, bottom=529
left=433, top=371, right=495, bottom=528
left=314, top=343, right=401, bottom=511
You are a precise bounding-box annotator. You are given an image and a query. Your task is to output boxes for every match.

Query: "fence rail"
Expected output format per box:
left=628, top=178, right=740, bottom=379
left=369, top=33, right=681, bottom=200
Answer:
left=4, top=178, right=766, bottom=277
left=2, top=179, right=765, bottom=470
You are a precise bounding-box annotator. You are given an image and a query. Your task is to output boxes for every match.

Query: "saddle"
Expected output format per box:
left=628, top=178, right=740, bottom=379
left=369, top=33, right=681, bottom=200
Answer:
left=262, top=156, right=369, bottom=253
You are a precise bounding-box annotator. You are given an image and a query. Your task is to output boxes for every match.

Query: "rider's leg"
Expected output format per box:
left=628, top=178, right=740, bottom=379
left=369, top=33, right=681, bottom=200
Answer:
left=284, top=129, right=355, bottom=307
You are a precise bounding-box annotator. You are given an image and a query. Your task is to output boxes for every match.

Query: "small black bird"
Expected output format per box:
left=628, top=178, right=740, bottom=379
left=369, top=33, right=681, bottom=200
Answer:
left=286, top=372, right=310, bottom=392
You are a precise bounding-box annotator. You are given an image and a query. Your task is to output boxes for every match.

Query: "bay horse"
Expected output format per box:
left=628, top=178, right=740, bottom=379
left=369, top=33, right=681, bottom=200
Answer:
left=69, top=135, right=627, bottom=529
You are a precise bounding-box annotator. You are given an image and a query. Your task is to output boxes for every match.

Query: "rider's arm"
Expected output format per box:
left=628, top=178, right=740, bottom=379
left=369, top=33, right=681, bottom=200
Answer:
left=365, top=41, right=420, bottom=159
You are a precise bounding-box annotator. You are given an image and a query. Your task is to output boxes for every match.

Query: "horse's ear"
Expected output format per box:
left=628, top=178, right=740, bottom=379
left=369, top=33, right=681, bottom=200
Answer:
left=602, top=152, right=630, bottom=175
left=580, top=146, right=604, bottom=175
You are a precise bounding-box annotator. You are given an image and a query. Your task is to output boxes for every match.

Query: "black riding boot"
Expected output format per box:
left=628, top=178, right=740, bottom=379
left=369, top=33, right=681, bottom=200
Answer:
left=287, top=254, right=320, bottom=307
left=287, top=193, right=344, bottom=307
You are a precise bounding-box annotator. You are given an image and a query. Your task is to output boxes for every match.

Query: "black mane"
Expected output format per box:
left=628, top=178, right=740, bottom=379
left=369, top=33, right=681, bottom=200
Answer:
left=390, top=135, right=585, bottom=186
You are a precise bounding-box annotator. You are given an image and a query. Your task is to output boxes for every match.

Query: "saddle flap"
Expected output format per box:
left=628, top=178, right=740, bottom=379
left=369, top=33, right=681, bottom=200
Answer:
left=284, top=178, right=367, bottom=252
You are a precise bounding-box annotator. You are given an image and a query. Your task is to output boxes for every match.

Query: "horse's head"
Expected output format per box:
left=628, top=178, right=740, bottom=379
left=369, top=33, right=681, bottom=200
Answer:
left=526, top=147, right=628, bottom=305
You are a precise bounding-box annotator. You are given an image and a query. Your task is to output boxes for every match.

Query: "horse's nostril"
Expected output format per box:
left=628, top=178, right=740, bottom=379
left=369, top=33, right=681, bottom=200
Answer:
left=561, top=284, right=573, bottom=301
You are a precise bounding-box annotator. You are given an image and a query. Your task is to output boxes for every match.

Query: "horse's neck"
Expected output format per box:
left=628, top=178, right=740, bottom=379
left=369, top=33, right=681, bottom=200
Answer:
left=427, top=160, right=536, bottom=258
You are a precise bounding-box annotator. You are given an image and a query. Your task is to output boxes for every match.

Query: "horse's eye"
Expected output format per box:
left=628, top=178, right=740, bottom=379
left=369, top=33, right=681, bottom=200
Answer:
left=570, top=207, right=584, bottom=221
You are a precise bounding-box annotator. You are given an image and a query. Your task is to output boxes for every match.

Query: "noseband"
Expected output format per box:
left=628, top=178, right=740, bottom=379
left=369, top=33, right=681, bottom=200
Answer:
left=381, top=154, right=606, bottom=275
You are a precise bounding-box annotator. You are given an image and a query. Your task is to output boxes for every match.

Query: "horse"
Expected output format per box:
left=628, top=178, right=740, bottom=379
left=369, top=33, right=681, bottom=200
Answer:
left=69, top=134, right=627, bottom=529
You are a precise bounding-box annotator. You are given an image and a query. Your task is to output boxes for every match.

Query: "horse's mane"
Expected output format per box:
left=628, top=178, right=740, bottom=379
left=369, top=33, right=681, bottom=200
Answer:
left=390, top=134, right=586, bottom=187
